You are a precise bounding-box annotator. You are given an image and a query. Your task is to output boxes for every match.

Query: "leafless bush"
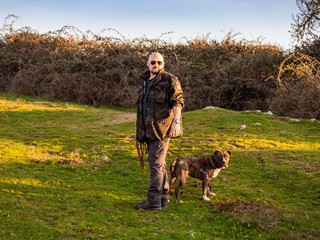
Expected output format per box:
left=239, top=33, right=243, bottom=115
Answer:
left=4, top=16, right=319, bottom=120
left=271, top=52, right=320, bottom=119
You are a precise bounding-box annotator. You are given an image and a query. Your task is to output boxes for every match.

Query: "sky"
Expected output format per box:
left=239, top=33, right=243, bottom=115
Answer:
left=1, top=0, right=299, bottom=49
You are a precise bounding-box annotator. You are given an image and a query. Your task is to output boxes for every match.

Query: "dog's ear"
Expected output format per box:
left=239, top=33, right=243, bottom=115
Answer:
left=214, top=150, right=220, bottom=156
left=226, top=150, right=231, bottom=156
left=211, top=151, right=220, bottom=161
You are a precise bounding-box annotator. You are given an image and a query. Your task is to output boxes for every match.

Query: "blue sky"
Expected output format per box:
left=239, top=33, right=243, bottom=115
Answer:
left=1, top=0, right=299, bottom=48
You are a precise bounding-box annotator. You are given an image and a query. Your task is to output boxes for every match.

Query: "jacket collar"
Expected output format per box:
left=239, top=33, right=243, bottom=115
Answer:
left=140, top=69, right=165, bottom=84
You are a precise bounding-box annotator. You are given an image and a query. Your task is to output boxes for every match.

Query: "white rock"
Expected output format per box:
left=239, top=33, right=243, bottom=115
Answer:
left=237, top=125, right=247, bottom=130
left=310, top=118, right=317, bottom=122
left=254, top=123, right=261, bottom=126
left=264, top=111, right=273, bottom=115
left=203, top=106, right=219, bottom=109
left=290, top=119, right=300, bottom=122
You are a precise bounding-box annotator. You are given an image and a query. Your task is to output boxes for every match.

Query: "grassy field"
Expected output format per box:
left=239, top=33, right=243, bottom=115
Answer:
left=0, top=93, right=319, bottom=240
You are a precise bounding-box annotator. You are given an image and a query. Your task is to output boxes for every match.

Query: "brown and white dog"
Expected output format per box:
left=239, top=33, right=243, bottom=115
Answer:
left=169, top=150, right=231, bottom=203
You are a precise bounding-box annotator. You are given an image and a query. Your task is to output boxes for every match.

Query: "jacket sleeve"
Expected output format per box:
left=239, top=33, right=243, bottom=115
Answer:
left=169, top=75, right=184, bottom=109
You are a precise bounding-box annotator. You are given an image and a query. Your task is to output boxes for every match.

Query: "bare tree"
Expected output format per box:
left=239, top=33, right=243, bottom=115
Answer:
left=291, top=0, right=320, bottom=41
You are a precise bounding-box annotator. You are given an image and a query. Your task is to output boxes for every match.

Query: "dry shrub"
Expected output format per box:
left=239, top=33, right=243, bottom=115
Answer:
left=5, top=15, right=319, bottom=118
left=209, top=199, right=284, bottom=232
left=271, top=52, right=320, bottom=119
left=166, top=33, right=283, bottom=111
left=296, top=36, right=320, bottom=61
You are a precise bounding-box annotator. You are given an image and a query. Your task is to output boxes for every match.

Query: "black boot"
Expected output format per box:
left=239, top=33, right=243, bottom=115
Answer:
left=161, top=198, right=168, bottom=208
left=134, top=200, right=162, bottom=211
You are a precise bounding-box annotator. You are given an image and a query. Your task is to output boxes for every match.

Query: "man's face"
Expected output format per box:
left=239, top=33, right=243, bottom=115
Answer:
left=147, top=53, right=165, bottom=75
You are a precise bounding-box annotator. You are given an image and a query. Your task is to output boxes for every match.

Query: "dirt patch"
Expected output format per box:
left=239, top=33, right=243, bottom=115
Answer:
left=109, top=113, right=136, bottom=124
left=209, top=199, right=284, bottom=231
left=97, top=113, right=136, bottom=125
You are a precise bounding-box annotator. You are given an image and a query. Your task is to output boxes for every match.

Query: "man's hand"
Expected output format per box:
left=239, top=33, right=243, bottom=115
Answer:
left=170, top=106, right=182, bottom=138
left=170, top=121, right=181, bottom=137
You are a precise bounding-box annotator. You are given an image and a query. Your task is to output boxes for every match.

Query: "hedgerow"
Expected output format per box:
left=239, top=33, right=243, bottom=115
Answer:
left=1, top=15, right=319, bottom=119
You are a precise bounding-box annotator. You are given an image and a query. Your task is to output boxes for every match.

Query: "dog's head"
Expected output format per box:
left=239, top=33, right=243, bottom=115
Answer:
left=211, top=150, right=231, bottom=169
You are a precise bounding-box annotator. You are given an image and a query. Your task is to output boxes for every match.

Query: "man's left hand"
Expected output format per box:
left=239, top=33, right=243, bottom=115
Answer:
left=170, top=122, right=181, bottom=138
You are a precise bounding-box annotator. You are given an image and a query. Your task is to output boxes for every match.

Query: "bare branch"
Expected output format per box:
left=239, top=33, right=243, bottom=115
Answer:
left=291, top=0, right=320, bottom=42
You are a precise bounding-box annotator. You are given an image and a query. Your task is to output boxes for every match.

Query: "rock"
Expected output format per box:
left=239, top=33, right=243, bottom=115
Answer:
left=264, top=111, right=273, bottom=115
left=254, top=123, right=261, bottom=126
left=203, top=106, right=219, bottom=109
left=290, top=119, right=300, bottom=122
left=237, top=125, right=246, bottom=130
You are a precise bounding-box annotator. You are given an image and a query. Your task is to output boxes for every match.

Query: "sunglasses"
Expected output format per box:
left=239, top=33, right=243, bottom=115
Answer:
left=150, top=61, right=163, bottom=65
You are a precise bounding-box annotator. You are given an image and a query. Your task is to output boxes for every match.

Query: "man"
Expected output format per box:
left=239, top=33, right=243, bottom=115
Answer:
left=135, top=52, right=184, bottom=211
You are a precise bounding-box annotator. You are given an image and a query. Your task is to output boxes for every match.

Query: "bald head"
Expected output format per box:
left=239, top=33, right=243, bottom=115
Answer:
left=147, top=52, right=165, bottom=79
left=148, top=52, right=164, bottom=62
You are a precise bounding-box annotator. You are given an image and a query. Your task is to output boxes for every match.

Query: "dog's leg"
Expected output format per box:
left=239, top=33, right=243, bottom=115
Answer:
left=175, top=172, right=187, bottom=203
left=169, top=159, right=179, bottom=203
left=169, top=176, right=176, bottom=194
left=207, top=179, right=216, bottom=196
left=202, top=178, right=211, bottom=201
left=175, top=180, right=183, bottom=203
left=168, top=176, right=177, bottom=203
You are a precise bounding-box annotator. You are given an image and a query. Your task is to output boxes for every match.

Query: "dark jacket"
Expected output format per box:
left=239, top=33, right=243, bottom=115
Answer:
left=136, top=69, right=184, bottom=142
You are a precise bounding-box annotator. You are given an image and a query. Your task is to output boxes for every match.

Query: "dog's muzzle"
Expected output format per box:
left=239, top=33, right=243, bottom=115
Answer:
left=222, top=157, right=228, bottom=168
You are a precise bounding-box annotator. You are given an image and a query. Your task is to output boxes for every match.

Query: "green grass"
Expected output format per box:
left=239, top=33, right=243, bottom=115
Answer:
left=0, top=93, right=319, bottom=240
